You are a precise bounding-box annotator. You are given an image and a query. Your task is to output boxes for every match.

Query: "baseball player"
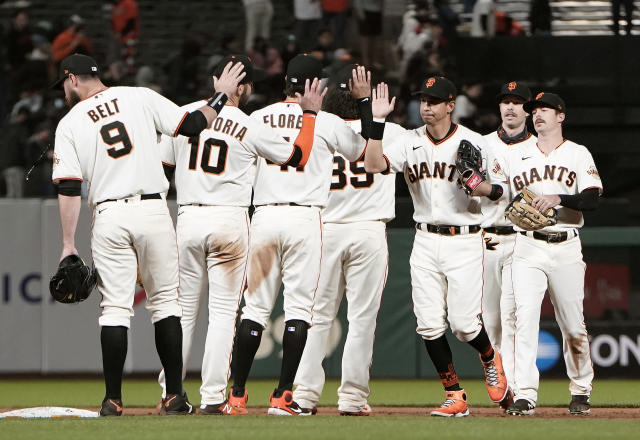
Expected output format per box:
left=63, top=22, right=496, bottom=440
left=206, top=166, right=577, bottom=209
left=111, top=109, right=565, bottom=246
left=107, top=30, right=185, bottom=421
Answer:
left=494, top=93, right=602, bottom=416
left=363, top=77, right=508, bottom=417
left=228, top=54, right=367, bottom=416
left=481, top=81, right=536, bottom=408
left=156, top=55, right=324, bottom=415
left=293, top=65, right=406, bottom=416
left=51, top=53, right=245, bottom=416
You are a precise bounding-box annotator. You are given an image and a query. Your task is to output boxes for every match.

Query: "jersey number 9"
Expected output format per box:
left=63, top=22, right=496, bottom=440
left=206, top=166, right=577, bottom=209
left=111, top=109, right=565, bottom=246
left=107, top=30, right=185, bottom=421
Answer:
left=100, top=121, right=133, bottom=158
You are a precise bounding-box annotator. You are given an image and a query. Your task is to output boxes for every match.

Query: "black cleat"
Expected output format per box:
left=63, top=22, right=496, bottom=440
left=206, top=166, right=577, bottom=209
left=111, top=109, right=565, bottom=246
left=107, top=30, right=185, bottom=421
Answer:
left=499, top=389, right=515, bottom=411
left=161, top=393, right=195, bottom=415
left=569, top=395, right=590, bottom=415
left=507, top=399, right=535, bottom=416
left=100, top=398, right=123, bottom=416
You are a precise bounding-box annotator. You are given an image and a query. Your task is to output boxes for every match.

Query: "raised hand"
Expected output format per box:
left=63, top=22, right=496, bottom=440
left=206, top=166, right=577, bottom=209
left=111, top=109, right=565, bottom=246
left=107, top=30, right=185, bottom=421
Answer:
left=349, top=65, right=371, bottom=99
left=371, top=82, right=396, bottom=119
left=212, top=61, right=246, bottom=96
left=296, top=78, right=327, bottom=113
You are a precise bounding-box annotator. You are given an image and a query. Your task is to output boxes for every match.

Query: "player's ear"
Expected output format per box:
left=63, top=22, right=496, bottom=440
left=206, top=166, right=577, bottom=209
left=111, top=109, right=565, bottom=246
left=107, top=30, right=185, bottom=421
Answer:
left=557, top=112, right=565, bottom=123
left=447, top=100, right=455, bottom=113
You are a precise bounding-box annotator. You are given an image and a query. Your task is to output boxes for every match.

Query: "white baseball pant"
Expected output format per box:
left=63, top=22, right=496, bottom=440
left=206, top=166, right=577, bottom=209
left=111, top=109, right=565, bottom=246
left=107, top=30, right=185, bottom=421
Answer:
left=158, top=205, right=249, bottom=405
left=481, top=231, right=516, bottom=390
left=411, top=229, right=485, bottom=342
left=91, top=197, right=182, bottom=328
left=294, top=221, right=388, bottom=412
left=511, top=232, right=593, bottom=405
left=241, top=205, right=322, bottom=328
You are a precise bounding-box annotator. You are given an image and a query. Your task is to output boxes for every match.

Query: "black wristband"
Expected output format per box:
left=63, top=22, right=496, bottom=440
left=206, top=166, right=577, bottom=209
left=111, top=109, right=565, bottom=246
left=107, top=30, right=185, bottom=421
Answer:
left=357, top=97, right=372, bottom=139
left=303, top=110, right=317, bottom=116
left=207, top=92, right=228, bottom=114
left=488, top=184, right=504, bottom=201
left=370, top=121, right=385, bottom=140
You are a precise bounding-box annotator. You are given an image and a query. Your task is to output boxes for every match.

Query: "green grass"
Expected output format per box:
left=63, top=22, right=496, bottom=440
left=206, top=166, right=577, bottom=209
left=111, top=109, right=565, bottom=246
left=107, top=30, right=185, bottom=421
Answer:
left=0, top=378, right=638, bottom=408
left=0, top=417, right=639, bottom=440
left=1, top=379, right=639, bottom=440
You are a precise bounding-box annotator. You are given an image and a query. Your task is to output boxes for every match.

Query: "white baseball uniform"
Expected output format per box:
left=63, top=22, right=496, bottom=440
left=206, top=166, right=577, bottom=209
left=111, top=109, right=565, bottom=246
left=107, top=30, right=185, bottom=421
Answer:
left=382, top=123, right=487, bottom=343
left=241, top=101, right=366, bottom=329
left=293, top=120, right=406, bottom=413
left=481, top=130, right=537, bottom=391
left=493, top=139, right=602, bottom=405
left=156, top=102, right=306, bottom=405
left=52, top=86, right=192, bottom=328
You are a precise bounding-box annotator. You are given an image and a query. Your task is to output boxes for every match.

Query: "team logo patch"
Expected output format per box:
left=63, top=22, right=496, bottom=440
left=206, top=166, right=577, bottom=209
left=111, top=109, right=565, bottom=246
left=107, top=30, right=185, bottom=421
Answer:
left=491, top=159, right=502, bottom=175
left=587, top=166, right=600, bottom=179
left=426, top=77, right=436, bottom=88
left=508, top=81, right=517, bottom=91
left=536, top=92, right=544, bottom=100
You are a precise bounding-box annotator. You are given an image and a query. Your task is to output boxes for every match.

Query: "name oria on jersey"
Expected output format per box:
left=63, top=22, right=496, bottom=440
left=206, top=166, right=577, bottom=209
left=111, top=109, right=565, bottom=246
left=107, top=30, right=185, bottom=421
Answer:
left=511, top=165, right=577, bottom=191
left=406, top=161, right=458, bottom=184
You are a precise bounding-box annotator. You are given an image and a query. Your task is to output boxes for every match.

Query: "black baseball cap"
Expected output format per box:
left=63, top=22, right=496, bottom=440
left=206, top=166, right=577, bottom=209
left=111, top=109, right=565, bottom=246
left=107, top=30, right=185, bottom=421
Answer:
left=495, top=81, right=531, bottom=103
left=286, top=54, right=324, bottom=85
left=411, top=76, right=456, bottom=101
left=523, top=92, right=566, bottom=114
left=51, top=53, right=99, bottom=89
left=331, top=63, right=359, bottom=90
left=213, top=54, right=266, bottom=85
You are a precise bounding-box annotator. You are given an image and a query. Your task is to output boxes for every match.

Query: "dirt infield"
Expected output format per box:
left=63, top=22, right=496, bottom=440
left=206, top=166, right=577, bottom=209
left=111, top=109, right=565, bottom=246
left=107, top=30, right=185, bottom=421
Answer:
left=118, top=406, right=640, bottom=419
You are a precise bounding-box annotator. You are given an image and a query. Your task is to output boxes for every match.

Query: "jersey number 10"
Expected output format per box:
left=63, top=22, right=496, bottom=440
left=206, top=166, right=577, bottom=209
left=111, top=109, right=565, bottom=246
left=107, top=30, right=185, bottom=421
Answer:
left=187, top=136, right=229, bottom=174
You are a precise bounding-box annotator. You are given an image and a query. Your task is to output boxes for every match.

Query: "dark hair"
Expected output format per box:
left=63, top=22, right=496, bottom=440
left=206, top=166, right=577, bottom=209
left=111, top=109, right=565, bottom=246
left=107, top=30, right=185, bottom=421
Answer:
left=322, top=87, right=359, bottom=120
left=283, top=82, right=305, bottom=98
left=76, top=73, right=99, bottom=81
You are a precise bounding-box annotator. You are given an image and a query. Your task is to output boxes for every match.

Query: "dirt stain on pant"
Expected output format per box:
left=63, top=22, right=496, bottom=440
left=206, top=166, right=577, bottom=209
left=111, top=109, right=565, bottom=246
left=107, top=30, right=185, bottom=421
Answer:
left=246, top=242, right=278, bottom=294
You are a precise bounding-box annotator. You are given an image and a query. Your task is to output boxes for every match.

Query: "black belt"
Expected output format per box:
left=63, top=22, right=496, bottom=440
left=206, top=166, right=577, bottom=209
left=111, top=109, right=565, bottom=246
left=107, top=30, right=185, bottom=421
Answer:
left=96, top=193, right=161, bottom=206
left=256, top=202, right=313, bottom=207
left=483, top=226, right=516, bottom=235
left=520, top=230, right=574, bottom=243
left=416, top=223, right=481, bottom=236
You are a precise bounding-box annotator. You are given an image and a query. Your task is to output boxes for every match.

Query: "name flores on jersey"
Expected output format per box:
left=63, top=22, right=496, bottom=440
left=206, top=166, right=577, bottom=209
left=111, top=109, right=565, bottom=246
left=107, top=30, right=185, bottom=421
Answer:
left=512, top=165, right=577, bottom=191
left=406, top=161, right=457, bottom=184
left=261, top=114, right=303, bottom=130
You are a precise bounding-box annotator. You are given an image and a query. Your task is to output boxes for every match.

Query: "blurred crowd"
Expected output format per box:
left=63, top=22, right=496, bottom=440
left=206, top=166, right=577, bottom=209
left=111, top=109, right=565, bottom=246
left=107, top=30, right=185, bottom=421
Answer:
left=0, top=0, right=632, bottom=197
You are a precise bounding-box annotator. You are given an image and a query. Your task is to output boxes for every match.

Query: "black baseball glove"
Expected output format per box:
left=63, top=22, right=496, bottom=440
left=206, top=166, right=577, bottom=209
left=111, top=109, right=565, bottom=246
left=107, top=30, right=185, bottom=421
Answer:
left=49, top=255, right=97, bottom=304
left=455, top=139, right=485, bottom=195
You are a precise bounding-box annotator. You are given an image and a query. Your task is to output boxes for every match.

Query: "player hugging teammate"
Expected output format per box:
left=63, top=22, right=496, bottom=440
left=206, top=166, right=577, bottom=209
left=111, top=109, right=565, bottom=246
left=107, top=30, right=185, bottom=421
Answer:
left=51, top=51, right=601, bottom=417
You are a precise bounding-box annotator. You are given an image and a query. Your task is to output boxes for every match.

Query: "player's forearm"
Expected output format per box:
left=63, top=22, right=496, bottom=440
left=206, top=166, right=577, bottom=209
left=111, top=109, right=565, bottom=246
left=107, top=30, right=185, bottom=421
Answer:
left=471, top=181, right=504, bottom=201
left=178, top=92, right=230, bottom=137
left=558, top=188, right=600, bottom=211
left=58, top=194, right=81, bottom=258
left=285, top=110, right=317, bottom=167
left=363, top=139, right=387, bottom=173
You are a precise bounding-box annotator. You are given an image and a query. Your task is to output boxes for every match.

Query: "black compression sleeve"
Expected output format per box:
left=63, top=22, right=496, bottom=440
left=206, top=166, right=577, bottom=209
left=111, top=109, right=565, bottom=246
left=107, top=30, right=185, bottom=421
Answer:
left=558, top=188, right=600, bottom=211
left=282, top=146, right=303, bottom=167
left=163, top=163, right=175, bottom=182
left=57, top=179, right=82, bottom=196
left=357, top=97, right=372, bottom=139
left=177, top=110, right=207, bottom=137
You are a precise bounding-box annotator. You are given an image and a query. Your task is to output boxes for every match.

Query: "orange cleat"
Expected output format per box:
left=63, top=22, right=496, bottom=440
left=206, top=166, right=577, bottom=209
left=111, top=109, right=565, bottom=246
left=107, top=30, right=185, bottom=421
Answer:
left=430, top=390, right=470, bottom=417
left=480, top=349, right=509, bottom=403
left=227, top=389, right=249, bottom=415
left=267, top=390, right=313, bottom=416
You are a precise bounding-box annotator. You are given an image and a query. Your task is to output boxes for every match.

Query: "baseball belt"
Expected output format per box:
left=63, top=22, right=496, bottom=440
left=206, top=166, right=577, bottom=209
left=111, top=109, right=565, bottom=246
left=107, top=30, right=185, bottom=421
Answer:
left=96, top=193, right=161, bottom=206
left=483, top=226, right=516, bottom=235
left=519, top=229, right=578, bottom=243
left=416, top=223, right=481, bottom=236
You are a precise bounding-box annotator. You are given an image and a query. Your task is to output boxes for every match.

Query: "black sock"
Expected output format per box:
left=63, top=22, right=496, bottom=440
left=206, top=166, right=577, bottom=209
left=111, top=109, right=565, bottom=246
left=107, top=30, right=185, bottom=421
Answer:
left=154, top=316, right=183, bottom=396
left=231, top=319, right=264, bottom=395
left=276, top=320, right=309, bottom=393
left=467, top=326, right=495, bottom=362
left=101, top=326, right=128, bottom=400
left=423, top=335, right=461, bottom=391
